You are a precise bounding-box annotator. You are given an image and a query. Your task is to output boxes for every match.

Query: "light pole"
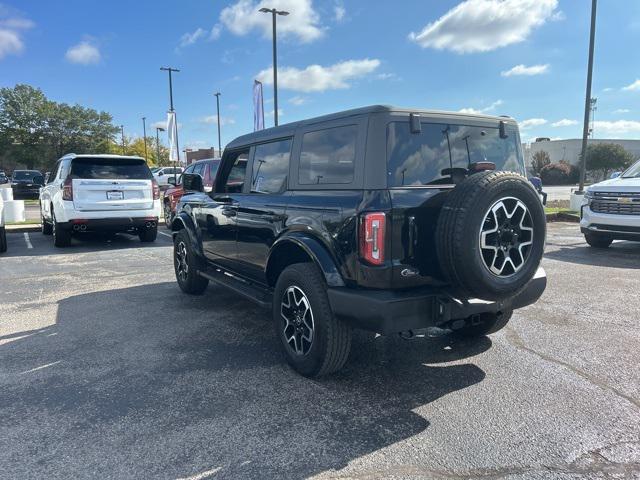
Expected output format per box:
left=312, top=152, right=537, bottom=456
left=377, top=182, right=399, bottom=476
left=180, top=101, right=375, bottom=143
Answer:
left=161, top=66, right=180, bottom=186
left=155, top=127, right=165, bottom=166
left=120, top=125, right=125, bottom=155
left=259, top=7, right=289, bottom=127
left=142, top=116, right=148, bottom=161
left=214, top=92, right=222, bottom=156
left=578, top=0, right=597, bottom=193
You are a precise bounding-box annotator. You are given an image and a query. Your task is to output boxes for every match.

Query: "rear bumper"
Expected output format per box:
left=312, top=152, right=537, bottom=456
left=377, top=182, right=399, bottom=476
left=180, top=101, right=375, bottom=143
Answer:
left=12, top=185, right=41, bottom=197
left=58, top=216, right=159, bottom=233
left=328, top=267, right=547, bottom=335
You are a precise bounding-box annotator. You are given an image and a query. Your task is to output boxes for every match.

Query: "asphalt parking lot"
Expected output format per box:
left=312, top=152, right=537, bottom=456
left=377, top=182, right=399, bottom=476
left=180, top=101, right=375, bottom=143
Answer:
left=1, top=223, right=639, bottom=479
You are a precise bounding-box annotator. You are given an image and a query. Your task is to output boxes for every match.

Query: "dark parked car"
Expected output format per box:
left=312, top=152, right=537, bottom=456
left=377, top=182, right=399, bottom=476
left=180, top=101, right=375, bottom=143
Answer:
left=170, top=105, right=547, bottom=377
left=0, top=172, right=8, bottom=184
left=11, top=170, right=44, bottom=199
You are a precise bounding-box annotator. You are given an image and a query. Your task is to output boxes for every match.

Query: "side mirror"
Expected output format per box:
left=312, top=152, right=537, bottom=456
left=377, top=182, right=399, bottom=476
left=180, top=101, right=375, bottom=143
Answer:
left=182, top=173, right=203, bottom=192
left=158, top=172, right=164, bottom=176
left=610, top=171, right=621, bottom=179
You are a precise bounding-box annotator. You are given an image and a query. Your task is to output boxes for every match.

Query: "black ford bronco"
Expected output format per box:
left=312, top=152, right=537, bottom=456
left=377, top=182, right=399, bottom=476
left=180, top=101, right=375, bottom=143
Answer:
left=170, top=106, right=546, bottom=377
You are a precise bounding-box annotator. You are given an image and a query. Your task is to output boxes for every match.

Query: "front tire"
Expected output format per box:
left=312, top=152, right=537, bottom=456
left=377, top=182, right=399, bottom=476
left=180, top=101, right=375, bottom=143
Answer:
left=173, top=229, right=208, bottom=294
left=454, top=310, right=513, bottom=338
left=164, top=201, right=174, bottom=230
left=584, top=233, right=612, bottom=249
left=273, top=263, right=352, bottom=377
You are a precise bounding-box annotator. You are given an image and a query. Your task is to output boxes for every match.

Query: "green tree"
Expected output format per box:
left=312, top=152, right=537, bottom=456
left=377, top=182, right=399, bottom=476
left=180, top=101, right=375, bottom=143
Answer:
left=106, top=136, right=170, bottom=167
left=0, top=84, right=49, bottom=169
left=530, top=150, right=551, bottom=176
left=586, top=143, right=635, bottom=179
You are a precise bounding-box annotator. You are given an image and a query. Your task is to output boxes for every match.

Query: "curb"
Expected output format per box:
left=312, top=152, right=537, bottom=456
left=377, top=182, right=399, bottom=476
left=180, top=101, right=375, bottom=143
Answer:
left=546, top=213, right=580, bottom=223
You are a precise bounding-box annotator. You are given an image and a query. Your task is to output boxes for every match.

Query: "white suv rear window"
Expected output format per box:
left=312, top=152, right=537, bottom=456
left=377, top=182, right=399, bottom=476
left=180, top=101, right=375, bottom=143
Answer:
left=70, top=158, right=152, bottom=180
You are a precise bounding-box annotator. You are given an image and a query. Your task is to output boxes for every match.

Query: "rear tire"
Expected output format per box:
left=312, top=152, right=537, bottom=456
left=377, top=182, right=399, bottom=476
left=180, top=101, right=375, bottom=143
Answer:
left=173, top=229, right=208, bottom=294
left=454, top=310, right=513, bottom=337
left=273, top=263, right=352, bottom=377
left=52, top=212, right=71, bottom=248
left=139, top=226, right=157, bottom=243
left=41, top=213, right=52, bottom=235
left=0, top=226, right=6, bottom=253
left=584, top=233, right=612, bottom=249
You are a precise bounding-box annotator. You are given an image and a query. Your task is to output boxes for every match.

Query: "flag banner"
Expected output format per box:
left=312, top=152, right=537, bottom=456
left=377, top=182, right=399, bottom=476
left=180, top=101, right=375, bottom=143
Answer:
left=167, top=111, right=178, bottom=162
left=253, top=80, right=264, bottom=132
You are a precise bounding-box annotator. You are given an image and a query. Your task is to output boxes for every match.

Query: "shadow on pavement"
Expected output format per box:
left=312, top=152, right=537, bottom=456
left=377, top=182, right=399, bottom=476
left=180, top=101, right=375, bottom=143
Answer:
left=545, top=240, right=640, bottom=269
left=1, top=230, right=172, bottom=258
left=0, top=282, right=489, bottom=479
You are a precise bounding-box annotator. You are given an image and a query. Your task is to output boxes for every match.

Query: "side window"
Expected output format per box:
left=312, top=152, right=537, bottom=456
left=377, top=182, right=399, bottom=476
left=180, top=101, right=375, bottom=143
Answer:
left=299, top=125, right=358, bottom=185
left=59, top=160, right=71, bottom=181
left=193, top=163, right=205, bottom=177
left=217, top=150, right=250, bottom=193
left=48, top=162, right=61, bottom=184
left=251, top=138, right=292, bottom=194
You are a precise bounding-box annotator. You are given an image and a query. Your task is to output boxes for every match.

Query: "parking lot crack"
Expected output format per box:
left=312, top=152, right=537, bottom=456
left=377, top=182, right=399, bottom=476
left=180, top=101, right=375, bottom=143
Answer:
left=504, top=326, right=640, bottom=410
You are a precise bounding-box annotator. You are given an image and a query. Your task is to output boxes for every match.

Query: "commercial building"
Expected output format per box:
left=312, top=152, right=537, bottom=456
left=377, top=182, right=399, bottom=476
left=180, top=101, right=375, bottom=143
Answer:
left=523, top=138, right=640, bottom=171
left=184, top=148, right=220, bottom=165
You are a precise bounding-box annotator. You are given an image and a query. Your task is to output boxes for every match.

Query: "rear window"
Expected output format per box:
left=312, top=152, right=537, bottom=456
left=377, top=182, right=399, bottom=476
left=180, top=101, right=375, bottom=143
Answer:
left=70, top=158, right=152, bottom=180
left=387, top=122, right=524, bottom=187
left=13, top=171, right=39, bottom=181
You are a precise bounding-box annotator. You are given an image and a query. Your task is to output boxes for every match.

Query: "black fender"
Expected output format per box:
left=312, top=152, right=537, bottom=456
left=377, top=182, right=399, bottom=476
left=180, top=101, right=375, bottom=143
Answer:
left=267, top=232, right=345, bottom=287
left=171, top=211, right=205, bottom=258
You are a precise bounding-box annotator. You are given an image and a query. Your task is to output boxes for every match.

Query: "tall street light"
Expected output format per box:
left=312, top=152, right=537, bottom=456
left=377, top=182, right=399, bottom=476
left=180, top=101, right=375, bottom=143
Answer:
left=214, top=92, right=222, bottom=157
left=161, top=66, right=181, bottom=186
left=120, top=125, right=125, bottom=155
left=578, top=0, right=597, bottom=193
left=142, top=116, right=148, bottom=162
left=156, top=126, right=165, bottom=166
left=259, top=7, right=289, bottom=127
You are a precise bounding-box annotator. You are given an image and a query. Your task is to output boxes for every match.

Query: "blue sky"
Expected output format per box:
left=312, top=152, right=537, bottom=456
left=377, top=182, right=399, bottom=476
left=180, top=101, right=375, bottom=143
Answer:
left=1, top=0, right=640, bottom=152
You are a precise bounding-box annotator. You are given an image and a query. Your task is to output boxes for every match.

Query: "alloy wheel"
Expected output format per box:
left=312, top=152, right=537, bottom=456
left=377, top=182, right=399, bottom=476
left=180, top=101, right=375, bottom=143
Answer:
left=175, top=241, right=189, bottom=281
left=281, top=285, right=315, bottom=356
left=479, top=197, right=534, bottom=277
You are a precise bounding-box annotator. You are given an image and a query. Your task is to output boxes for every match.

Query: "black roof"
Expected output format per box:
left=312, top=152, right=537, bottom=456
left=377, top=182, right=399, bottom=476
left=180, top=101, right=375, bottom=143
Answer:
left=225, top=105, right=515, bottom=150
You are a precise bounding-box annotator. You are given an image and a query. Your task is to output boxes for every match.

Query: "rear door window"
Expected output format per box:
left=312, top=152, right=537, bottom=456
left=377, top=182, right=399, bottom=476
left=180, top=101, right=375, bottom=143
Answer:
left=299, top=125, right=357, bottom=185
left=70, top=158, right=152, bottom=180
left=251, top=138, right=292, bottom=194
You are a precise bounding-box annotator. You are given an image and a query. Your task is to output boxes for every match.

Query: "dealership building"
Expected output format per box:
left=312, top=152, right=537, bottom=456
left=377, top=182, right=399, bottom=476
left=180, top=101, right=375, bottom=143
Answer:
left=523, top=138, right=640, bottom=171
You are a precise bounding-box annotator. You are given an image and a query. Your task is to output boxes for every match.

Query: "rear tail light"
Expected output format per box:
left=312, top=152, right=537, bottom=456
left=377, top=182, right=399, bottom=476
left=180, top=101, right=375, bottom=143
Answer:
left=62, top=177, right=73, bottom=201
left=152, top=179, right=160, bottom=200
left=359, top=212, right=386, bottom=265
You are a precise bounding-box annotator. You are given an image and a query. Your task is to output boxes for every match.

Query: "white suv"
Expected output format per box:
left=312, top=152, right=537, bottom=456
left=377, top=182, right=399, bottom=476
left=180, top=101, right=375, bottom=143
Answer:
left=581, top=159, right=640, bottom=248
left=153, top=166, right=183, bottom=187
left=40, top=154, right=161, bottom=247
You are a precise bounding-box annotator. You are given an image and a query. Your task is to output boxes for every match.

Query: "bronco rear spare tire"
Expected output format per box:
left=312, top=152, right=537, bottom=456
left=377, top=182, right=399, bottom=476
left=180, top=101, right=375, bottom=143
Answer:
left=436, top=171, right=545, bottom=301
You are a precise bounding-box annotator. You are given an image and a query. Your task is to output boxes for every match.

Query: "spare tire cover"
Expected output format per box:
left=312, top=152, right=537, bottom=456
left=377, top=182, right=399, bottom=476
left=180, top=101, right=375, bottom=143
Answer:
left=436, top=171, right=546, bottom=301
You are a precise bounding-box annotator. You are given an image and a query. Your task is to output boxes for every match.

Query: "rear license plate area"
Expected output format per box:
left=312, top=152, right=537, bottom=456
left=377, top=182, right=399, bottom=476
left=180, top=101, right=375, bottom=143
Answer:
left=107, top=191, right=124, bottom=200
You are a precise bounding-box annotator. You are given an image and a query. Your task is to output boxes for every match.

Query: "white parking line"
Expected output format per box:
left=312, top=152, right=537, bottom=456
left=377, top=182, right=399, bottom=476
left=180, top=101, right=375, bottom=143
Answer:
left=23, top=232, right=33, bottom=249
left=158, top=231, right=172, bottom=239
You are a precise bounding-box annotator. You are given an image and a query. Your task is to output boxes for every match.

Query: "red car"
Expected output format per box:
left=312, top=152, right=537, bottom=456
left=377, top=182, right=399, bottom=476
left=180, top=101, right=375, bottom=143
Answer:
left=163, top=158, right=220, bottom=227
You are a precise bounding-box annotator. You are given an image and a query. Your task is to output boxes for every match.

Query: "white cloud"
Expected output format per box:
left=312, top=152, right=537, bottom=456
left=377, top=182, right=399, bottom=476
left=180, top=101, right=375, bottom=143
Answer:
left=0, top=5, right=33, bottom=60
left=377, top=72, right=400, bottom=81
left=501, top=63, right=549, bottom=77
left=409, top=0, right=559, bottom=54
left=65, top=40, right=101, bottom=65
left=593, top=120, right=640, bottom=135
left=179, top=28, right=207, bottom=47
left=459, top=99, right=503, bottom=115
left=288, top=95, right=307, bottom=105
left=151, top=121, right=167, bottom=130
left=256, top=58, right=380, bottom=92
left=602, top=87, right=614, bottom=92
left=613, top=109, right=630, bottom=114
left=265, top=108, right=284, bottom=118
left=334, top=2, right=346, bottom=22
left=520, top=118, right=548, bottom=129
left=551, top=119, right=577, bottom=127
left=210, top=24, right=222, bottom=40
left=622, top=79, right=640, bottom=91
left=220, top=0, right=323, bottom=43
left=201, top=115, right=236, bottom=126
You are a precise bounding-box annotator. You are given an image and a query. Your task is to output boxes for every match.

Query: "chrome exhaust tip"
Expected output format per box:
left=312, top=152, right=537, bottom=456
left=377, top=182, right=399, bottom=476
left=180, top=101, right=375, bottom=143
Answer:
left=79, top=224, right=87, bottom=231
